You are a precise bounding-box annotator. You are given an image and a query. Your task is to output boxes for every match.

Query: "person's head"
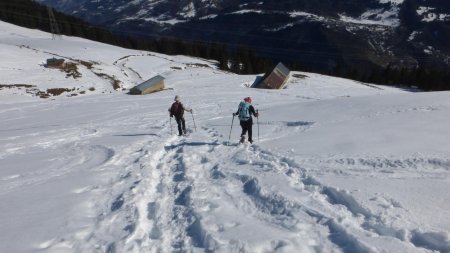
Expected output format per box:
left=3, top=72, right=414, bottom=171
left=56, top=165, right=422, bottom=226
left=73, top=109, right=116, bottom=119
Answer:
left=244, top=97, right=252, bottom=103
left=174, top=95, right=180, bottom=102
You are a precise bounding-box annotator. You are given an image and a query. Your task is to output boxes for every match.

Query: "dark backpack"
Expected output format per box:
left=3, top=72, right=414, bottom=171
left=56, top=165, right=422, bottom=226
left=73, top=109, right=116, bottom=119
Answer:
left=170, top=102, right=182, bottom=116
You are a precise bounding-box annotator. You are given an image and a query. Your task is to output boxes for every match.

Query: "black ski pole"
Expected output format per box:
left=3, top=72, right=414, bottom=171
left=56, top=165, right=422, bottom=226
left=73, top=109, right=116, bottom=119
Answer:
left=228, top=114, right=235, bottom=145
left=170, top=116, right=173, bottom=135
left=257, top=110, right=260, bottom=142
left=191, top=111, right=197, bottom=131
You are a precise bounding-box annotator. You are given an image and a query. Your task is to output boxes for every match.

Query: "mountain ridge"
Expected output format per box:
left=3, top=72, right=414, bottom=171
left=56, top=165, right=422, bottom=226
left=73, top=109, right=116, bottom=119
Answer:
left=35, top=0, right=450, bottom=74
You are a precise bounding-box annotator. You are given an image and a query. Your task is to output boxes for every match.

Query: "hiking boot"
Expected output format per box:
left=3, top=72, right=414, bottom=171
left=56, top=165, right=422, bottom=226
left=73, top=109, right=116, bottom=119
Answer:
left=248, top=139, right=253, bottom=144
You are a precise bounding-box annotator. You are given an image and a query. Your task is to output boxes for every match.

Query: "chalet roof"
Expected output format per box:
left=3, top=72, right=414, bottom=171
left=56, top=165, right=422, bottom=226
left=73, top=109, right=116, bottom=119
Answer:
left=133, top=75, right=164, bottom=92
left=255, top=62, right=290, bottom=89
left=129, top=75, right=165, bottom=95
left=275, top=62, right=290, bottom=77
left=46, top=58, right=65, bottom=67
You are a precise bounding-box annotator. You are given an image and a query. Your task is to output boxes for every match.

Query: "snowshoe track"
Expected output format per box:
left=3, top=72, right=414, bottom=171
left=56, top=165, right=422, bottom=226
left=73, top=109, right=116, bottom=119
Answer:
left=56, top=126, right=449, bottom=253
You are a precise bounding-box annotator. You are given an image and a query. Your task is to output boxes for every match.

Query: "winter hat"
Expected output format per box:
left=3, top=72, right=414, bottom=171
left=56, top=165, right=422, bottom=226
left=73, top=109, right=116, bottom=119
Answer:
left=244, top=97, right=252, bottom=103
left=174, top=95, right=180, bottom=101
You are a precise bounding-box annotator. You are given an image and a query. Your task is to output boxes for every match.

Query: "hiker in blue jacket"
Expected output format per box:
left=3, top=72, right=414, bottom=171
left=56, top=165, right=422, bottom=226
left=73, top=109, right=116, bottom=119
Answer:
left=169, top=95, right=192, bottom=136
left=233, top=97, right=259, bottom=143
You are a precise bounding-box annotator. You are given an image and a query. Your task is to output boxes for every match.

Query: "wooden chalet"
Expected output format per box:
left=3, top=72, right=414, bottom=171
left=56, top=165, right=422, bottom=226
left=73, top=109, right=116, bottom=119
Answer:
left=254, top=62, right=290, bottom=89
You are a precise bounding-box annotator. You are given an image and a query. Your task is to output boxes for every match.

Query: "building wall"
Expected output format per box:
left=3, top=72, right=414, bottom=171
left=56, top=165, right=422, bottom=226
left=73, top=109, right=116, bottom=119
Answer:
left=142, top=81, right=164, bottom=95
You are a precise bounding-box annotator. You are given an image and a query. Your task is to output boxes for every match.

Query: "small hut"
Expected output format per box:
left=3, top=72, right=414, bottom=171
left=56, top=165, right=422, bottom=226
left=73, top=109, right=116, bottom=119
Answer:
left=130, top=75, right=165, bottom=95
left=254, top=62, right=290, bottom=89
left=46, top=58, right=65, bottom=68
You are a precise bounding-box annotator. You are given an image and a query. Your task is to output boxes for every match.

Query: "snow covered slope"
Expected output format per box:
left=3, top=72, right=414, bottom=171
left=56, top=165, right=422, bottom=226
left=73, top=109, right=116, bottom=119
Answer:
left=1, top=21, right=450, bottom=253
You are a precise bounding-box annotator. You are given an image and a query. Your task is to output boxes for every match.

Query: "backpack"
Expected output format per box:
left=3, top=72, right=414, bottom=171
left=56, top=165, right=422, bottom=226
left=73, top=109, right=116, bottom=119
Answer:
left=238, top=101, right=251, bottom=121
left=170, top=102, right=183, bottom=117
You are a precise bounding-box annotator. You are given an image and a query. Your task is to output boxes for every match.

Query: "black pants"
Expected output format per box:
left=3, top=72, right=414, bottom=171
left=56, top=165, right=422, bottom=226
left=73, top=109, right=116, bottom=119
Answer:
left=240, top=119, right=253, bottom=141
left=175, top=116, right=186, bottom=135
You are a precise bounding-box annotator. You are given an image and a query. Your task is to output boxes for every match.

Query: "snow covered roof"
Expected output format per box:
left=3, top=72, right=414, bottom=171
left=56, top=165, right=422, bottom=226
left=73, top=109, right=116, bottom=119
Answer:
left=130, top=75, right=165, bottom=95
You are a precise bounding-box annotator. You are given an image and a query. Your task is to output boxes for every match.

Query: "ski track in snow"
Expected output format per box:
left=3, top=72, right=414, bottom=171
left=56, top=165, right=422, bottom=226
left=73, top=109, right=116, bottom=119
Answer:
left=40, top=121, right=450, bottom=253
left=113, top=55, right=144, bottom=83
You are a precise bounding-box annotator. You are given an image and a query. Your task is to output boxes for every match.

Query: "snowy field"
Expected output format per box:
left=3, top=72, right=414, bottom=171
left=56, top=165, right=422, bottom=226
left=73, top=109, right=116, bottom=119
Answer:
left=1, top=21, right=450, bottom=253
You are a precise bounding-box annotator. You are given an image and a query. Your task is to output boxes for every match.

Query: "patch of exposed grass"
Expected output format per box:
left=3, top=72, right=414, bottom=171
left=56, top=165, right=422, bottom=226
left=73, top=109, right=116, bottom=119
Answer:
left=36, top=90, right=50, bottom=99
left=47, top=88, right=72, bottom=96
left=0, top=84, right=34, bottom=89
left=79, top=60, right=94, bottom=69
left=292, top=74, right=308, bottom=79
left=94, top=72, right=121, bottom=90
left=63, top=62, right=82, bottom=79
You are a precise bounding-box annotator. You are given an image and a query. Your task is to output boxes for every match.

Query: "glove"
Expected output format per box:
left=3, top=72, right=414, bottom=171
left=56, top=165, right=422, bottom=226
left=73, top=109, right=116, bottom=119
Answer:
left=170, top=114, right=173, bottom=118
